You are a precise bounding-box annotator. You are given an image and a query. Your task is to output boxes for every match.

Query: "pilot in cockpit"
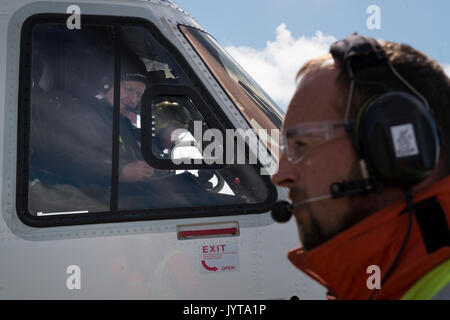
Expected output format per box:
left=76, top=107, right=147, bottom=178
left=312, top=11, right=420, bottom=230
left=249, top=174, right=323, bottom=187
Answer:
left=29, top=43, right=212, bottom=213
left=94, top=49, right=154, bottom=184
left=30, top=48, right=152, bottom=197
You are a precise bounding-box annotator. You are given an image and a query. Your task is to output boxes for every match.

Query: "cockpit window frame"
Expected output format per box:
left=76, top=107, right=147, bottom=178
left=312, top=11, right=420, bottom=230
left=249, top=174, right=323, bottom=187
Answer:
left=16, top=14, right=277, bottom=228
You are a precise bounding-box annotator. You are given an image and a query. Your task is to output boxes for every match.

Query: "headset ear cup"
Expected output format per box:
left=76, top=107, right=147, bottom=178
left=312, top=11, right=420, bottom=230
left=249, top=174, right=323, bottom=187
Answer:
left=354, top=95, right=380, bottom=145
left=357, top=91, right=440, bottom=187
left=100, top=76, right=113, bottom=93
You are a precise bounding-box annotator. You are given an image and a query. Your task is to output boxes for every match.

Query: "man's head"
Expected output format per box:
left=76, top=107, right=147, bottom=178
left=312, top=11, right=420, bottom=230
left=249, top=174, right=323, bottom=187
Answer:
left=104, top=50, right=148, bottom=117
left=271, top=36, right=450, bottom=250
left=105, top=80, right=146, bottom=117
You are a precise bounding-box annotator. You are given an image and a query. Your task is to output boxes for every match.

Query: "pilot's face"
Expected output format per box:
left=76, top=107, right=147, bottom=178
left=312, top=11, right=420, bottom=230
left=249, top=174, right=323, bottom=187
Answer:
left=105, top=80, right=146, bottom=117
left=119, top=81, right=146, bottom=116
left=271, top=66, right=361, bottom=250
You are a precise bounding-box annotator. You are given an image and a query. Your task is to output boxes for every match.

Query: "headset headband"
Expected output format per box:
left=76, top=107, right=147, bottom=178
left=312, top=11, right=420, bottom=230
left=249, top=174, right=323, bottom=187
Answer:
left=330, top=33, right=431, bottom=112
left=330, top=33, right=387, bottom=76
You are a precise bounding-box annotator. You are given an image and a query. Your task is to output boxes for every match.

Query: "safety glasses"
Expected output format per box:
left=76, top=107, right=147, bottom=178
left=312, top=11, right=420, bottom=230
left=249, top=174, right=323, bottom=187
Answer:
left=280, top=120, right=352, bottom=164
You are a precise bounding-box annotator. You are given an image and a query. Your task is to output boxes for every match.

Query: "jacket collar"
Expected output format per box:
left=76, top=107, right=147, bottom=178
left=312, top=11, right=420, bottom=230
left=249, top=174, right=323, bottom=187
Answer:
left=288, top=176, right=450, bottom=300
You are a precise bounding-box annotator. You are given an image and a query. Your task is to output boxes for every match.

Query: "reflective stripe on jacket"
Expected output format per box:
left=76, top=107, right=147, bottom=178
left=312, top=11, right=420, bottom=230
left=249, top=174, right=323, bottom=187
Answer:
left=401, top=259, right=450, bottom=300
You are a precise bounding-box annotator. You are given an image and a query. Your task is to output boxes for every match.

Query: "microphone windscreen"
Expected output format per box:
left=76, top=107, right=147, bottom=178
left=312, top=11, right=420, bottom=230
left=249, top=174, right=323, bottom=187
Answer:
left=271, top=201, right=293, bottom=223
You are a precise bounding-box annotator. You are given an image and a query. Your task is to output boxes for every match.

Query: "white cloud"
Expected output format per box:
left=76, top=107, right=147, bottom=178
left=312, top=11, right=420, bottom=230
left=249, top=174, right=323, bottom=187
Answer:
left=224, top=25, right=450, bottom=111
left=444, top=64, right=450, bottom=78
left=225, top=24, right=336, bottom=110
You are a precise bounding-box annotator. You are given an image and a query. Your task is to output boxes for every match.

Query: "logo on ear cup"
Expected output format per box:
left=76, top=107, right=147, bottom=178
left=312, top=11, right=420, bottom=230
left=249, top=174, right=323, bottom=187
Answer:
left=390, top=124, right=419, bottom=158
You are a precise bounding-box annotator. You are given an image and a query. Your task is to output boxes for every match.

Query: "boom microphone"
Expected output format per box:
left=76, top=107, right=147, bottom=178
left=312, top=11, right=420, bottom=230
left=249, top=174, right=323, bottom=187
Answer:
left=271, top=201, right=293, bottom=223
left=272, top=161, right=374, bottom=223
left=271, top=195, right=332, bottom=223
left=271, top=179, right=373, bottom=223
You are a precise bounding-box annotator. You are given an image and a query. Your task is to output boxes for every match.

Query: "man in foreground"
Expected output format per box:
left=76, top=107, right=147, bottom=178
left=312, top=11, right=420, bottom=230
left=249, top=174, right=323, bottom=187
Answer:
left=271, top=34, right=450, bottom=299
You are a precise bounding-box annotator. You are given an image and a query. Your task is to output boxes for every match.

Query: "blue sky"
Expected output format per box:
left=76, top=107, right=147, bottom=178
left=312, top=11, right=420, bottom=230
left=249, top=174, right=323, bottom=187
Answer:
left=174, top=0, right=450, bottom=109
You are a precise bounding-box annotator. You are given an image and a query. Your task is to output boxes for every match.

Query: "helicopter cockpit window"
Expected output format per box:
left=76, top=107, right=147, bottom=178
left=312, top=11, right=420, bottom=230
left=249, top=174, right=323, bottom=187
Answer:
left=18, top=16, right=276, bottom=226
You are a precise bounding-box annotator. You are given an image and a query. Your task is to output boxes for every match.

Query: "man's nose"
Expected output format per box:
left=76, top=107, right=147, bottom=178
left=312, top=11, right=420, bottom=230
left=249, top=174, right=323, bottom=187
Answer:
left=122, top=89, right=138, bottom=106
left=271, top=152, right=300, bottom=189
left=128, top=93, right=138, bottom=107
left=123, top=97, right=137, bottom=110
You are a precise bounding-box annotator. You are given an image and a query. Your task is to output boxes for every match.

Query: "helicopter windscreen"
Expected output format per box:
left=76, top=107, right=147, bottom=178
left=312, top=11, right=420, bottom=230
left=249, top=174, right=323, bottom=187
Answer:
left=179, top=26, right=284, bottom=132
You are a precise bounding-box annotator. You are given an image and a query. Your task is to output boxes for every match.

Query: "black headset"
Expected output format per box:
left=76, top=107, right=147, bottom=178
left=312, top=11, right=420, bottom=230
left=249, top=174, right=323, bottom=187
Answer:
left=99, top=76, right=113, bottom=93
left=333, top=33, right=441, bottom=189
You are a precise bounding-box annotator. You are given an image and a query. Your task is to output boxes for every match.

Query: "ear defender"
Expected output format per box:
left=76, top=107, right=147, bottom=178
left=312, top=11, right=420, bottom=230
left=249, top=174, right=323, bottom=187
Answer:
left=330, top=33, right=442, bottom=188
left=100, top=76, right=113, bottom=93
left=355, top=91, right=440, bottom=187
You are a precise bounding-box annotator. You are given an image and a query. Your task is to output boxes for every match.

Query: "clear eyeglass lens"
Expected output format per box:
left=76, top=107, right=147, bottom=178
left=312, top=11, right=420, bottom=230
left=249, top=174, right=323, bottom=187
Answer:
left=281, top=121, right=349, bottom=164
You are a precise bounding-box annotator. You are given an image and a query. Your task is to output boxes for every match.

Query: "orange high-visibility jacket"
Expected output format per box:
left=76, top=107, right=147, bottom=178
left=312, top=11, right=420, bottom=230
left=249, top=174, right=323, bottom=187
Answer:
left=288, top=176, right=450, bottom=300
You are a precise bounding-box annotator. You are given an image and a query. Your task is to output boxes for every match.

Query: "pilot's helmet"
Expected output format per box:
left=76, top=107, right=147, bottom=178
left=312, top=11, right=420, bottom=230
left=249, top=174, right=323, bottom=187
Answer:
left=120, top=49, right=149, bottom=86
left=100, top=48, right=149, bottom=93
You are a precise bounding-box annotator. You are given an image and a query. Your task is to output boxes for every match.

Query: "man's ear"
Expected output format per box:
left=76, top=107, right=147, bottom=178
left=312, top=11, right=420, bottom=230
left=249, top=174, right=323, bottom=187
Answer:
left=100, top=76, right=113, bottom=93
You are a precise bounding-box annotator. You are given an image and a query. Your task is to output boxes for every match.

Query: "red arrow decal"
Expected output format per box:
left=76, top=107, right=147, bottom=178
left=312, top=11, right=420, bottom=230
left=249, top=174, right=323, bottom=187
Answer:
left=202, top=260, right=218, bottom=272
